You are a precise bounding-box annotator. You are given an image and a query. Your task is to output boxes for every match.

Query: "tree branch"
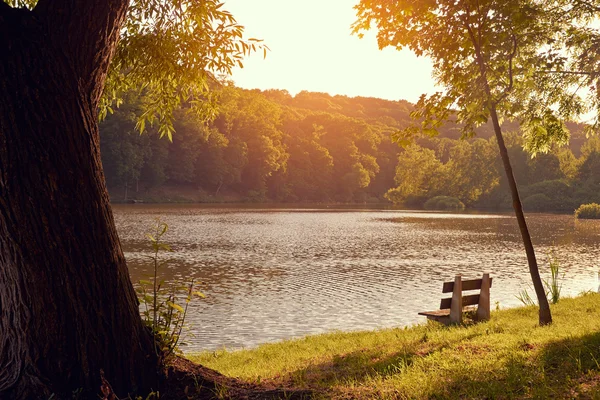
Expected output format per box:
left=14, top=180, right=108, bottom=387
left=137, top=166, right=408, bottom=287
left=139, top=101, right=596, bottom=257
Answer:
left=495, top=33, right=518, bottom=105
left=461, top=10, right=494, bottom=104
left=539, top=70, right=598, bottom=76
left=573, top=0, right=600, bottom=13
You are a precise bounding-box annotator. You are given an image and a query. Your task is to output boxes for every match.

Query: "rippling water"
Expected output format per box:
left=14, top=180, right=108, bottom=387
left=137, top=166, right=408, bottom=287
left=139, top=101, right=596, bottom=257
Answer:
left=113, top=205, right=600, bottom=352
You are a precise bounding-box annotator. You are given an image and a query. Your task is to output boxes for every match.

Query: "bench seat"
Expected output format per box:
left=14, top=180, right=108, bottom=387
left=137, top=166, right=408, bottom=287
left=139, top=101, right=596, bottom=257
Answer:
left=418, top=306, right=477, bottom=323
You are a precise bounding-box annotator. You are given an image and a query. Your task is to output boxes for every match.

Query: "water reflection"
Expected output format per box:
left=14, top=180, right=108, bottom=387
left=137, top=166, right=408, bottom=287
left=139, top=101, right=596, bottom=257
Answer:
left=114, top=205, right=600, bottom=352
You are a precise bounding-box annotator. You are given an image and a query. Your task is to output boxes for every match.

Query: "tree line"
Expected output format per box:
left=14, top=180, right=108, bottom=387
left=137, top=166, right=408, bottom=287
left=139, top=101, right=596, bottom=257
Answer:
left=101, top=86, right=598, bottom=211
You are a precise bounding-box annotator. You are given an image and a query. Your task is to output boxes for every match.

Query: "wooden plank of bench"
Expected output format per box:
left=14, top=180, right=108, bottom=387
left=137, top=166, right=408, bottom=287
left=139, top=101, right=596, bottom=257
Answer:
left=440, top=294, right=480, bottom=310
left=442, top=277, right=493, bottom=293
left=418, top=309, right=450, bottom=323
left=418, top=309, right=450, bottom=317
left=419, top=306, right=477, bottom=316
left=419, top=305, right=477, bottom=321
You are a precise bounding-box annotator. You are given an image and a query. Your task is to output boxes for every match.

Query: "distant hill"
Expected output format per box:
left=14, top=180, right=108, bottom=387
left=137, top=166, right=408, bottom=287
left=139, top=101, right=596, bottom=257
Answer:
left=100, top=87, right=594, bottom=205
left=260, top=89, right=588, bottom=153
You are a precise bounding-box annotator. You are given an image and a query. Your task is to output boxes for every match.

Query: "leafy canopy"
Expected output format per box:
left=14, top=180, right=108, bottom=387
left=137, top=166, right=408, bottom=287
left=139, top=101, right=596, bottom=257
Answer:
left=4, top=0, right=266, bottom=140
left=353, top=0, right=600, bottom=154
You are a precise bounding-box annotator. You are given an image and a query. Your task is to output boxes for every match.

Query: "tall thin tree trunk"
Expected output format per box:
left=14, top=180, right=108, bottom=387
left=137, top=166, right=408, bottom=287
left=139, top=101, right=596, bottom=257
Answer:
left=467, top=21, right=552, bottom=326
left=0, top=2, right=158, bottom=398
left=490, top=105, right=552, bottom=325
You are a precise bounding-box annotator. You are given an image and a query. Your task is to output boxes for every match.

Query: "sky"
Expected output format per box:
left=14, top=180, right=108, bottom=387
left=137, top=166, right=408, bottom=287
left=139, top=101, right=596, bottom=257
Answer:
left=222, top=0, right=438, bottom=104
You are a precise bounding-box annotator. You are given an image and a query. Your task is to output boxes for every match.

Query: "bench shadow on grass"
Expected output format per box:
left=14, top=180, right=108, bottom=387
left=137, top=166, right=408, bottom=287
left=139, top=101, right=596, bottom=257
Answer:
left=281, top=331, right=600, bottom=399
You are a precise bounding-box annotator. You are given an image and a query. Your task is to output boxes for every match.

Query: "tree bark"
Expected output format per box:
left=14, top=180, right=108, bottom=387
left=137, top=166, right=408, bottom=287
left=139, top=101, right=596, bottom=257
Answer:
left=489, top=105, right=552, bottom=325
left=0, top=2, right=158, bottom=398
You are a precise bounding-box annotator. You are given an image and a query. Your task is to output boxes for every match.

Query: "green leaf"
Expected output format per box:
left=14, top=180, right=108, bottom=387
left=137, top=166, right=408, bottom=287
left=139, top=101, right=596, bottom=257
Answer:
left=167, top=301, right=184, bottom=313
left=160, top=223, right=168, bottom=236
left=158, top=243, right=172, bottom=252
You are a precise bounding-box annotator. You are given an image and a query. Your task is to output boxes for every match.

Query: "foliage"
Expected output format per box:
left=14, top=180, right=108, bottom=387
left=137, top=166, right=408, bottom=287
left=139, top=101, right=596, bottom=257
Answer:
left=385, top=138, right=498, bottom=207
left=111, top=0, right=268, bottom=140
left=191, top=294, right=600, bottom=399
left=516, top=289, right=536, bottom=307
left=384, top=146, right=444, bottom=204
left=522, top=193, right=554, bottom=213
left=544, top=252, right=563, bottom=305
left=136, top=220, right=205, bottom=362
left=423, top=196, right=465, bottom=211
left=517, top=253, right=564, bottom=306
left=2, top=0, right=267, bottom=141
left=575, top=203, right=600, bottom=219
left=353, top=0, right=595, bottom=151
left=101, top=88, right=600, bottom=208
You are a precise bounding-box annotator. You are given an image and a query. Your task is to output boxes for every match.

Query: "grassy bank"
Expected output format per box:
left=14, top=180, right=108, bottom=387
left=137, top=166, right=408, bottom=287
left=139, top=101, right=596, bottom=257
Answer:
left=190, top=293, right=600, bottom=399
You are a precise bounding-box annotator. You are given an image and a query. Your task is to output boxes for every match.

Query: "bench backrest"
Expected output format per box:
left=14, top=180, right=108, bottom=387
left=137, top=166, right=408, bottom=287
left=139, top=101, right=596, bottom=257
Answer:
left=442, top=273, right=492, bottom=323
left=439, top=277, right=493, bottom=310
left=442, top=278, right=493, bottom=293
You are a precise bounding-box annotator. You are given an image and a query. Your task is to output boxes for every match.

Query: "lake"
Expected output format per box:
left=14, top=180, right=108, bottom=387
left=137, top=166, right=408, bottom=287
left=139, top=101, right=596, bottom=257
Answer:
left=114, top=204, right=600, bottom=352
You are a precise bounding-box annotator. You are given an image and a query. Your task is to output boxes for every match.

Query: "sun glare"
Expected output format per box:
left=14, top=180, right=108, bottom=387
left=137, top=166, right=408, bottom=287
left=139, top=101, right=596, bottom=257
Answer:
left=223, top=0, right=437, bottom=103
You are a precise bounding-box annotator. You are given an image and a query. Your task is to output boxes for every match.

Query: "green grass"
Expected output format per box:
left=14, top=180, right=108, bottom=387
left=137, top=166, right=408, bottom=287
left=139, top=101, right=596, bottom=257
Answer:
left=189, top=293, right=600, bottom=399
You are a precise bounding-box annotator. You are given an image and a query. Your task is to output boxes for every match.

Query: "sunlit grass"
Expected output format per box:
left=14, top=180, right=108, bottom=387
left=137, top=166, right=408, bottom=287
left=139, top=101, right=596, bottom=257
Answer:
left=189, top=293, right=600, bottom=399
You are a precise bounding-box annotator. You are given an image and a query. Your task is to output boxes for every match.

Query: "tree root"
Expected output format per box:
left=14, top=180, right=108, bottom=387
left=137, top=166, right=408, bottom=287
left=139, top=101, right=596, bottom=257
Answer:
left=160, top=357, right=315, bottom=400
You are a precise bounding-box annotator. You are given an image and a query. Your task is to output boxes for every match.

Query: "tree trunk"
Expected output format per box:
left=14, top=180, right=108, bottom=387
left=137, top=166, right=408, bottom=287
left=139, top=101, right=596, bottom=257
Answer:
left=490, top=105, right=552, bottom=325
left=0, top=2, right=158, bottom=398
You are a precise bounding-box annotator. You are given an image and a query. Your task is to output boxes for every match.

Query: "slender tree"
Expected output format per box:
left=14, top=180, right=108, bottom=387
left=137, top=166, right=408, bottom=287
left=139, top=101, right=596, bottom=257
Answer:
left=354, top=0, right=596, bottom=325
left=0, top=0, right=261, bottom=398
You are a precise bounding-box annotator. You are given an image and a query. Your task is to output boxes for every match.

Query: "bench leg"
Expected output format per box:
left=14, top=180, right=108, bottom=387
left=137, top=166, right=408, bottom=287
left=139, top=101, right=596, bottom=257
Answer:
left=450, top=274, right=462, bottom=324
left=476, top=273, right=491, bottom=321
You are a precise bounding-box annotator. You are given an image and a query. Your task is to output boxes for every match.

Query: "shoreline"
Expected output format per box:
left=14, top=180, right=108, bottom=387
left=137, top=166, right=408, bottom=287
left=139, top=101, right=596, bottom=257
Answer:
left=189, top=293, right=600, bottom=399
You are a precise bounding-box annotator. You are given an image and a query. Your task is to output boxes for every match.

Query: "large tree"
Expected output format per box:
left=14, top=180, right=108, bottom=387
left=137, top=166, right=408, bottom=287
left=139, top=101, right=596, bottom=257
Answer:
left=0, top=0, right=261, bottom=398
left=354, top=0, right=598, bottom=325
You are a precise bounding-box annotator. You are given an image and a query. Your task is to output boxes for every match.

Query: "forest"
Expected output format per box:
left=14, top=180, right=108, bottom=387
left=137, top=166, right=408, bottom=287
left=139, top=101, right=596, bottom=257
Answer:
left=101, top=86, right=599, bottom=211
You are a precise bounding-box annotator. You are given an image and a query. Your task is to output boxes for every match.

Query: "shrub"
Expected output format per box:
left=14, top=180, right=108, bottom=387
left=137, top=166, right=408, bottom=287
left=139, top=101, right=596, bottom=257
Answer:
left=403, top=194, right=428, bottom=208
left=424, top=196, right=465, bottom=211
left=137, top=220, right=205, bottom=362
left=521, top=180, right=575, bottom=211
left=544, top=252, right=563, bottom=304
left=522, top=193, right=554, bottom=212
left=516, top=252, right=563, bottom=306
left=575, top=203, right=600, bottom=219
left=523, top=180, right=571, bottom=198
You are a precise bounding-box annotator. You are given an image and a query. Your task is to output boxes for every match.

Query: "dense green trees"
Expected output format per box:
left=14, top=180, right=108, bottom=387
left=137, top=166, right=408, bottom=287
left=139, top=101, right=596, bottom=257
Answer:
left=102, top=88, right=392, bottom=203
left=101, top=87, right=600, bottom=212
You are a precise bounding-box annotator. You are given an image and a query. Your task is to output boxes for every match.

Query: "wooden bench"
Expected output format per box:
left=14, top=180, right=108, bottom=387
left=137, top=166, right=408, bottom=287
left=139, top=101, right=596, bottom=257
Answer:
left=418, top=273, right=492, bottom=325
